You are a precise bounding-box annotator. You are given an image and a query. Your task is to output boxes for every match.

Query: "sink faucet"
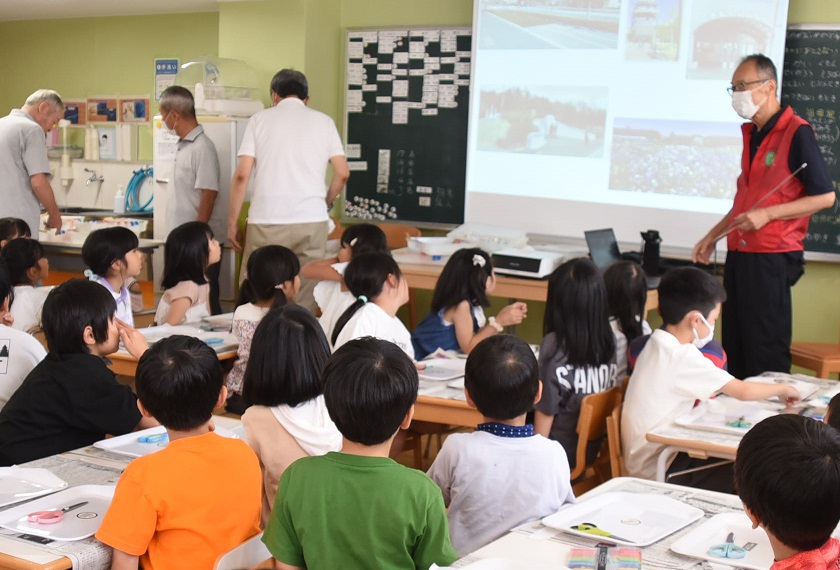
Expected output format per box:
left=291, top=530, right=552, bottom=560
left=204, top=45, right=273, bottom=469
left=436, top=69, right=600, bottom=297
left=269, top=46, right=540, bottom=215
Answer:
left=84, top=168, right=104, bottom=186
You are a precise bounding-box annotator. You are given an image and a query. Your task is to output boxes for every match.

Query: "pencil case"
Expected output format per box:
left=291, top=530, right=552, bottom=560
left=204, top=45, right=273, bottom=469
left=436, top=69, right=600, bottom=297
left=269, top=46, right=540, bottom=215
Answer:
left=567, top=545, right=642, bottom=570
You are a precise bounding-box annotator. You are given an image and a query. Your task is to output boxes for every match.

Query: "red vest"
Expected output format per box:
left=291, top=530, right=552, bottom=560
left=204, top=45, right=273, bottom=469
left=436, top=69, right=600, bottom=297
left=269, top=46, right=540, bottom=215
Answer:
left=729, top=106, right=810, bottom=253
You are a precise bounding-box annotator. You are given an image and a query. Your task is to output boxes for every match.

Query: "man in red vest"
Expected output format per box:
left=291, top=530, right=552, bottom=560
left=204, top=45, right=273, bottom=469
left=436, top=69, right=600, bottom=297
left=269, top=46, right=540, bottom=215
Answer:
left=693, top=54, right=835, bottom=379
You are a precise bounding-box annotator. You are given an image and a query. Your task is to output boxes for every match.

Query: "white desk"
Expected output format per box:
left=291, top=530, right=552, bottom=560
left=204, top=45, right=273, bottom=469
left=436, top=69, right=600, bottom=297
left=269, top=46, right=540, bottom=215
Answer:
left=0, top=416, right=242, bottom=570
left=645, top=375, right=835, bottom=482
left=454, top=477, right=744, bottom=569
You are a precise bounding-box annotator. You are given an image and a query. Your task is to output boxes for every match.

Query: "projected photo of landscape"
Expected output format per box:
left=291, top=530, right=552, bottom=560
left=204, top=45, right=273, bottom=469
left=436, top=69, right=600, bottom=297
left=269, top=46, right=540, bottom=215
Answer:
left=686, top=0, right=781, bottom=79
left=609, top=118, right=741, bottom=198
left=624, top=0, right=681, bottom=61
left=477, top=86, right=608, bottom=157
left=478, top=0, right=621, bottom=49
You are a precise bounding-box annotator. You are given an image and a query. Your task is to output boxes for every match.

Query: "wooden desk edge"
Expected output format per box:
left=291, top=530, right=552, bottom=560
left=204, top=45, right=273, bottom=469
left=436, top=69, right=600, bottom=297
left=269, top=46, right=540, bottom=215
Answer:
left=0, top=551, right=70, bottom=570
left=645, top=432, right=737, bottom=458
left=414, top=396, right=482, bottom=428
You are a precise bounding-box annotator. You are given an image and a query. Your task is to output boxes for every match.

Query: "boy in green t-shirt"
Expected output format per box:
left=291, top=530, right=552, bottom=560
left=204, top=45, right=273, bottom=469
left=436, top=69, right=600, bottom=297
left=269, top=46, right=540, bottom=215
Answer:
left=263, top=337, right=457, bottom=570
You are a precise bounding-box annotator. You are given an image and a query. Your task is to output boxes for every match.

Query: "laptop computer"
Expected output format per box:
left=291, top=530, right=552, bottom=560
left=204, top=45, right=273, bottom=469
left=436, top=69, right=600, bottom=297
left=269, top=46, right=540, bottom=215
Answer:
left=584, top=228, right=660, bottom=289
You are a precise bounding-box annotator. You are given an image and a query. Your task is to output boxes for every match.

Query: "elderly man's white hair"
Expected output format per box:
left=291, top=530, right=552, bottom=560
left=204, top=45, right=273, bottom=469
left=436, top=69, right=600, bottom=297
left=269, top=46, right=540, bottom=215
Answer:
left=24, top=89, right=64, bottom=111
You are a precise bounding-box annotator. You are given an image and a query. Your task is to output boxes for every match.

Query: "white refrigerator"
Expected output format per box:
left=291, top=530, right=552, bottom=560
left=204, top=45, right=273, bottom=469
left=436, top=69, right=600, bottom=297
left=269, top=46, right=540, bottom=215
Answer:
left=152, top=116, right=251, bottom=304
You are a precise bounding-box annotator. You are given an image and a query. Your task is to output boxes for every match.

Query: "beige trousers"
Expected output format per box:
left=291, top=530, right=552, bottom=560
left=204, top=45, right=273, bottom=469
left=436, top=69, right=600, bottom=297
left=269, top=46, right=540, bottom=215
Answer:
left=240, top=221, right=328, bottom=312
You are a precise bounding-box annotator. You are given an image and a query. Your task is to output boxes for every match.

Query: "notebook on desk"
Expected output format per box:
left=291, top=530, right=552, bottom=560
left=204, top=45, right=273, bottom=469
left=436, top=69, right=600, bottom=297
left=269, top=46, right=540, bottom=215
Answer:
left=584, top=228, right=660, bottom=289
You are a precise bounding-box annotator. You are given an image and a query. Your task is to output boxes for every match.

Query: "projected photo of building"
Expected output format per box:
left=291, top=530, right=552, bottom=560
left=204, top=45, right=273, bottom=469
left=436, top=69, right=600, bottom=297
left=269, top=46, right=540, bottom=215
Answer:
left=478, top=0, right=621, bottom=49
left=608, top=118, right=741, bottom=198
left=477, top=86, right=608, bottom=157
left=686, top=0, right=785, bottom=79
left=624, top=0, right=681, bottom=61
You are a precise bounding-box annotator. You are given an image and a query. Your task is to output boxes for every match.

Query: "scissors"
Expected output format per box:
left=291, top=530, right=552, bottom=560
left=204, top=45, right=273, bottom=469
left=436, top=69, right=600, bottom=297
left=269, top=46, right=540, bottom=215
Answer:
left=726, top=416, right=752, bottom=429
left=27, top=501, right=89, bottom=524
left=138, top=433, right=168, bottom=443
left=708, top=532, right=747, bottom=559
left=571, top=522, right=632, bottom=543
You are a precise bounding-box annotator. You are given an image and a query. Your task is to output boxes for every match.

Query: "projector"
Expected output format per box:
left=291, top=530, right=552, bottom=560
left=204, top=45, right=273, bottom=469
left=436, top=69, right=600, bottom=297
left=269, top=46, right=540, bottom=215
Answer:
left=492, top=247, right=582, bottom=278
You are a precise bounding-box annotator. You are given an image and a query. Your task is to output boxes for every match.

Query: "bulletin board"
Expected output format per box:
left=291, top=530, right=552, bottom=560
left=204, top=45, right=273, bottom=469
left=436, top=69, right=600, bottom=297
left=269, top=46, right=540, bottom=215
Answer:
left=782, top=26, right=840, bottom=260
left=342, top=27, right=472, bottom=227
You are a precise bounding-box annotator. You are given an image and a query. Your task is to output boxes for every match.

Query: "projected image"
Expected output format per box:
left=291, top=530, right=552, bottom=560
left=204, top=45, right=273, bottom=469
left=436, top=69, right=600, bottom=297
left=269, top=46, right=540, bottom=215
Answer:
left=609, top=118, right=741, bottom=198
left=478, top=0, right=621, bottom=50
left=477, top=86, right=608, bottom=157
left=625, top=0, right=681, bottom=61
left=686, top=0, right=780, bottom=79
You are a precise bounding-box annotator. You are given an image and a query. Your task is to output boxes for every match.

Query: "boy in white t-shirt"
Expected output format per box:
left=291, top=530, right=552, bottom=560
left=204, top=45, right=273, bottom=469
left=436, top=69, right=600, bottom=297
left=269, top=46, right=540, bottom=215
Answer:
left=428, top=335, right=575, bottom=556
left=0, top=258, right=45, bottom=410
left=622, top=267, right=800, bottom=491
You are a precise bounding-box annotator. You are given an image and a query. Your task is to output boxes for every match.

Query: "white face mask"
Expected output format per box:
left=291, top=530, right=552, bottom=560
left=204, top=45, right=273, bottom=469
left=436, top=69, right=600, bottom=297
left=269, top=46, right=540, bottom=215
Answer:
left=731, top=87, right=766, bottom=120
left=159, top=112, right=176, bottom=137
left=692, top=312, right=715, bottom=348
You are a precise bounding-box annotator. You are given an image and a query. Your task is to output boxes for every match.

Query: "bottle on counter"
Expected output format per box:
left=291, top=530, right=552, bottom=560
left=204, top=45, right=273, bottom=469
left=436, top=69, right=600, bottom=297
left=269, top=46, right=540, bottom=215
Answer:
left=114, top=184, right=126, bottom=215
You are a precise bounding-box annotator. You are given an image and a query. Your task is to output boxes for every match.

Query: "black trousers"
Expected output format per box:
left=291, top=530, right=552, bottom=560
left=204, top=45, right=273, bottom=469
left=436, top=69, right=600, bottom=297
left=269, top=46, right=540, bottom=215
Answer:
left=666, top=453, right=735, bottom=494
left=207, top=260, right=222, bottom=316
left=722, top=251, right=805, bottom=379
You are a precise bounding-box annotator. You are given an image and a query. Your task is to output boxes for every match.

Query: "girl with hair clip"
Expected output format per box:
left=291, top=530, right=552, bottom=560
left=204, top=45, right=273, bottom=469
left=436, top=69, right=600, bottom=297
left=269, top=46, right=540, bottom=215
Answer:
left=155, top=221, right=220, bottom=325
left=82, top=227, right=145, bottom=327
left=411, top=247, right=527, bottom=360
left=533, top=258, right=618, bottom=470
left=603, top=260, right=651, bottom=379
left=240, top=305, right=341, bottom=525
left=330, top=252, right=413, bottom=356
left=301, top=223, right=388, bottom=339
left=0, top=218, right=31, bottom=249
left=225, top=245, right=300, bottom=412
left=0, top=238, right=52, bottom=333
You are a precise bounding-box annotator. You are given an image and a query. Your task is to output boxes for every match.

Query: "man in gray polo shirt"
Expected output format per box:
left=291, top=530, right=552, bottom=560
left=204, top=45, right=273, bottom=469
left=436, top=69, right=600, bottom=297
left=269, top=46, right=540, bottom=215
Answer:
left=0, top=90, right=64, bottom=233
left=159, top=86, right=222, bottom=313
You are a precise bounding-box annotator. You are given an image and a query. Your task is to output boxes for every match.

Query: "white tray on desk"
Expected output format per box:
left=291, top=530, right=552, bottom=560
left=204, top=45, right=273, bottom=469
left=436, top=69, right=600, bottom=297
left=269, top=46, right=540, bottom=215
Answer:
left=744, top=372, right=819, bottom=401
left=419, top=359, right=466, bottom=382
left=670, top=512, right=773, bottom=569
left=121, top=325, right=238, bottom=354
left=675, top=398, right=779, bottom=436
left=0, top=467, right=67, bottom=508
left=0, top=485, right=115, bottom=541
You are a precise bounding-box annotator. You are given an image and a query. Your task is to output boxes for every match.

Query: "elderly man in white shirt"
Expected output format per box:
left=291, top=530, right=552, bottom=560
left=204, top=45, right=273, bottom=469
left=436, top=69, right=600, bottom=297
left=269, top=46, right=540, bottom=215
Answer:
left=228, top=69, right=350, bottom=311
left=0, top=90, right=65, bottom=234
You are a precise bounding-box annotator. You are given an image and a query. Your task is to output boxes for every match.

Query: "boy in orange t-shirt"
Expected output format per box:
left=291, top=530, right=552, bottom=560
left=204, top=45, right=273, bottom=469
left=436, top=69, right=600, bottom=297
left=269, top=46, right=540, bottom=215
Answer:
left=96, top=336, right=261, bottom=570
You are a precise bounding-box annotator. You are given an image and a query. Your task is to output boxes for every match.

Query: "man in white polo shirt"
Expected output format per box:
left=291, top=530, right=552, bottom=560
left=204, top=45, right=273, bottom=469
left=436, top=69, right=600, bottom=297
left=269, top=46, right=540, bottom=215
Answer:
left=0, top=90, right=65, bottom=234
left=228, top=69, right=350, bottom=310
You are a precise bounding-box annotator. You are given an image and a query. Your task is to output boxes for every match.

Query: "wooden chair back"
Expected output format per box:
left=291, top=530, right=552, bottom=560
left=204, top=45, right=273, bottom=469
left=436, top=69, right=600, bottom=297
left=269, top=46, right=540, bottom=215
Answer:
left=606, top=403, right=623, bottom=479
left=376, top=223, right=421, bottom=250
left=571, top=386, right=623, bottom=482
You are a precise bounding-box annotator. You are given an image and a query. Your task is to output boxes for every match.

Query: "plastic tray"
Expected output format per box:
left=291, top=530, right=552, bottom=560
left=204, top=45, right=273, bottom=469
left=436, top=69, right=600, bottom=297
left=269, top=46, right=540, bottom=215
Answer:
left=675, top=399, right=779, bottom=436
left=0, top=467, right=68, bottom=508
left=0, top=485, right=115, bottom=541
left=542, top=492, right=704, bottom=547
left=93, top=426, right=240, bottom=458
left=419, top=359, right=466, bottom=382
left=670, top=512, right=773, bottom=569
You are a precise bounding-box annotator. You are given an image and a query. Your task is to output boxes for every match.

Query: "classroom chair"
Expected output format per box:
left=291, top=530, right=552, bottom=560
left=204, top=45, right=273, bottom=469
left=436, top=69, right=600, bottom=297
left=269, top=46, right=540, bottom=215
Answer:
left=570, top=386, right=623, bottom=495
left=605, top=404, right=624, bottom=479
left=213, top=532, right=272, bottom=570
left=790, top=339, right=840, bottom=379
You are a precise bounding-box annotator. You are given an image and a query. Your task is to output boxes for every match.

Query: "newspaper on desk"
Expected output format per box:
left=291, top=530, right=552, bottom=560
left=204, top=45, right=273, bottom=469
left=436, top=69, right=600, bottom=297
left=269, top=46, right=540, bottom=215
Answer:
left=453, top=479, right=744, bottom=570
left=0, top=452, right=128, bottom=570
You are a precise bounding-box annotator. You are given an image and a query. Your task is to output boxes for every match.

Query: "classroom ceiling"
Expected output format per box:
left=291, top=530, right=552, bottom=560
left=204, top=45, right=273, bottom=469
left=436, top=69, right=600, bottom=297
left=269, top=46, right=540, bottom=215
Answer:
left=0, top=0, right=246, bottom=22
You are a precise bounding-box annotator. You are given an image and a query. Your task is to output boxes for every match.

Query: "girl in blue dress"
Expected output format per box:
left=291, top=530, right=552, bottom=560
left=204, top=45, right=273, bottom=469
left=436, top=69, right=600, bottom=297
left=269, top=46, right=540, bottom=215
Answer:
left=411, top=248, right=527, bottom=360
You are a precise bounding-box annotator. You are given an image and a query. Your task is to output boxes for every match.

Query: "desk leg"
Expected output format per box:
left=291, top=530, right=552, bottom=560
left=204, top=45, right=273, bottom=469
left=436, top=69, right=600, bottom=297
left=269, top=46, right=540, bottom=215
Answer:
left=656, top=446, right=681, bottom=482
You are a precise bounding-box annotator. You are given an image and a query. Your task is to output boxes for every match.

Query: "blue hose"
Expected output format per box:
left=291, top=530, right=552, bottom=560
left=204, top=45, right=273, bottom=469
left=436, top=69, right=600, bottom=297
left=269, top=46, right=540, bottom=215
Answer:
left=126, top=167, right=153, bottom=213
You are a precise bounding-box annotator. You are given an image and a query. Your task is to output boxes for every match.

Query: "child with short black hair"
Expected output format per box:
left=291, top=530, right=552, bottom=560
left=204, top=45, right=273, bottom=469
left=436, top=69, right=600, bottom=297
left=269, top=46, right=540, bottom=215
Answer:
left=412, top=248, right=527, bottom=360
left=622, top=267, right=800, bottom=489
left=0, top=217, right=31, bottom=248
left=226, top=245, right=300, bottom=409
left=302, top=223, right=389, bottom=339
left=0, top=279, right=153, bottom=466
left=155, top=221, right=220, bottom=325
left=0, top=257, right=45, bottom=411
left=82, top=227, right=144, bottom=326
left=1, top=237, right=51, bottom=332
left=241, top=305, right=341, bottom=524
left=825, top=393, right=840, bottom=431
left=263, top=337, right=456, bottom=569
left=96, top=335, right=262, bottom=570
left=428, top=335, right=575, bottom=556
left=734, top=414, right=840, bottom=568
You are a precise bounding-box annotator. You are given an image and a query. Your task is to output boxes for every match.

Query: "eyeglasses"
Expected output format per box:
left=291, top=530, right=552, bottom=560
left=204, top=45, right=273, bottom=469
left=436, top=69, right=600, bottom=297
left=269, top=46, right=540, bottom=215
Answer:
left=727, top=79, right=768, bottom=96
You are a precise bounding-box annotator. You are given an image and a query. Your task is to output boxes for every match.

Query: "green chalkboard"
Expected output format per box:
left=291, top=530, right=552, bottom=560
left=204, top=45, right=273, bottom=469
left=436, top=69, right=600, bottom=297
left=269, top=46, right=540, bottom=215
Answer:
left=342, top=28, right=471, bottom=227
left=782, top=26, right=840, bottom=259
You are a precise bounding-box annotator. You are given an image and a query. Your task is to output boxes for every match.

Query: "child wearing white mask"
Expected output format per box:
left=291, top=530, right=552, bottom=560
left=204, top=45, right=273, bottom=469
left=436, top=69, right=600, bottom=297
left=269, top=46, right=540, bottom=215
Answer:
left=621, top=267, right=800, bottom=492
